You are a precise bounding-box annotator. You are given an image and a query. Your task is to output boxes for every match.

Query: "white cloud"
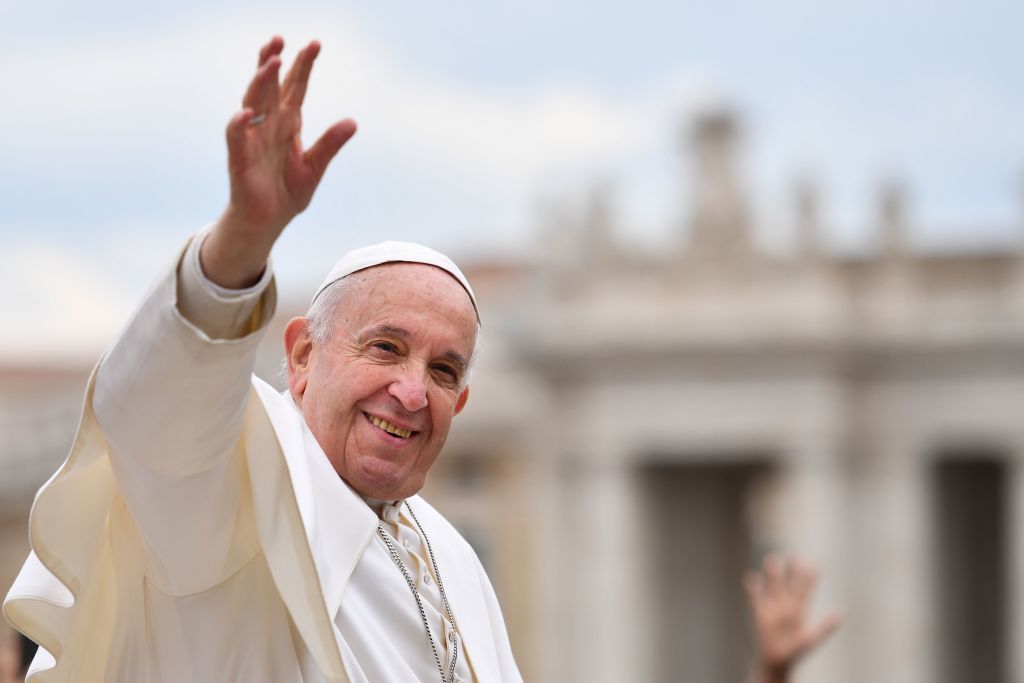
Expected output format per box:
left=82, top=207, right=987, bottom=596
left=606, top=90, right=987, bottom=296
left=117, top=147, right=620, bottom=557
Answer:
left=0, top=240, right=135, bottom=361
left=3, top=3, right=1020, bottom=277
left=3, top=11, right=670, bottom=182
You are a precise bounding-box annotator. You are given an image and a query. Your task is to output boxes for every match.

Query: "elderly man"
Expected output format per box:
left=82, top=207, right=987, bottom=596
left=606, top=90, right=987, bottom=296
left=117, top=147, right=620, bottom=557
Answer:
left=4, top=38, right=836, bottom=682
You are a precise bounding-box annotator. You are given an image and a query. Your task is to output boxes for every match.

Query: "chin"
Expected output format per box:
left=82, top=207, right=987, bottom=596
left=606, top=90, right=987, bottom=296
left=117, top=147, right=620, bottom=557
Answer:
left=351, top=464, right=422, bottom=500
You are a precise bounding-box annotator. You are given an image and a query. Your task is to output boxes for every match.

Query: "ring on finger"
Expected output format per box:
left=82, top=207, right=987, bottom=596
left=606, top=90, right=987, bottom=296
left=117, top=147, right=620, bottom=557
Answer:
left=249, top=113, right=267, bottom=126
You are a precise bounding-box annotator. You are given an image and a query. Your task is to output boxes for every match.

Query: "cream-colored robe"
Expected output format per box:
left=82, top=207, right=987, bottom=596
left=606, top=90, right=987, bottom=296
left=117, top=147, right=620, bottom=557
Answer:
left=3, top=241, right=521, bottom=682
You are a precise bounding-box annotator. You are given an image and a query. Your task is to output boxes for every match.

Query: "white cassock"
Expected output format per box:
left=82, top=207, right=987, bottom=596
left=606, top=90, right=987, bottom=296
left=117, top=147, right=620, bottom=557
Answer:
left=2, top=235, right=523, bottom=682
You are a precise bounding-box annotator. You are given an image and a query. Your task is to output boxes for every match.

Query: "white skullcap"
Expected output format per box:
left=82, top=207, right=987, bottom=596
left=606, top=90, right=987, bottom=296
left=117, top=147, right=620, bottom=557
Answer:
left=311, top=241, right=479, bottom=321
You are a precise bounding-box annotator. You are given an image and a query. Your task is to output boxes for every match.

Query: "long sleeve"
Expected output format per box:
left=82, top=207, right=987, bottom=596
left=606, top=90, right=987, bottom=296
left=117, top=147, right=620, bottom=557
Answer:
left=93, top=232, right=277, bottom=594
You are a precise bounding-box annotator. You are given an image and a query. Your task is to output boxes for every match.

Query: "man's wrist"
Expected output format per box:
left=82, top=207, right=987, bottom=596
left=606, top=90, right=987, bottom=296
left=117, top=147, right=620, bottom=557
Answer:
left=200, top=211, right=281, bottom=289
left=191, top=231, right=273, bottom=299
left=751, top=662, right=791, bottom=683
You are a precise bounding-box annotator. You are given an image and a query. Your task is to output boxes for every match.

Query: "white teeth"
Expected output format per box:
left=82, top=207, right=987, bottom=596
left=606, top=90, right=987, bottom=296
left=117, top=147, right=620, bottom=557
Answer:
left=368, top=414, right=412, bottom=439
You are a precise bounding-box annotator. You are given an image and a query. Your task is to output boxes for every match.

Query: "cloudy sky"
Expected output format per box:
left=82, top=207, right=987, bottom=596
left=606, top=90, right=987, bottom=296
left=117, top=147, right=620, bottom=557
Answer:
left=1, top=1, right=1021, bottom=359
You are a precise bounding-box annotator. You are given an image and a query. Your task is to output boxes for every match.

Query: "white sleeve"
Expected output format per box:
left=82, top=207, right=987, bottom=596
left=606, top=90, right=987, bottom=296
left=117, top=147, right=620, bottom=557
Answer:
left=176, top=228, right=274, bottom=340
left=93, top=232, right=277, bottom=594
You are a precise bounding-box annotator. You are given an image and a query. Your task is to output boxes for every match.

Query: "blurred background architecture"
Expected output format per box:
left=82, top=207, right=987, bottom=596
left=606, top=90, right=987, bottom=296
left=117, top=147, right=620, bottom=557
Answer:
left=3, top=107, right=1024, bottom=683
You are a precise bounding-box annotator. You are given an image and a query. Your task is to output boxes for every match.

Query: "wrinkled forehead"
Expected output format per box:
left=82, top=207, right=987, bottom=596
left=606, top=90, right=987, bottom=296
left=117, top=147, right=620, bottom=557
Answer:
left=344, top=262, right=479, bottom=328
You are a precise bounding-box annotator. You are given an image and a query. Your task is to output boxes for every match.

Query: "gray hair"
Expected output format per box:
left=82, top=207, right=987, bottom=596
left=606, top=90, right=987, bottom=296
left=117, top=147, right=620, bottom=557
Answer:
left=306, top=277, right=352, bottom=345
left=291, top=276, right=482, bottom=389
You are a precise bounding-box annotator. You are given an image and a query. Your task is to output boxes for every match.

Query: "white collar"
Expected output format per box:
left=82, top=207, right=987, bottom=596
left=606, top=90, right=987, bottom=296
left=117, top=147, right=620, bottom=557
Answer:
left=274, top=388, right=379, bottom=620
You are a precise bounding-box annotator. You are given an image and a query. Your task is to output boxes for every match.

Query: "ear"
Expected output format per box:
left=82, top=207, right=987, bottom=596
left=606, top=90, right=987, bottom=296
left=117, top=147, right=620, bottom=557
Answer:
left=284, top=317, right=314, bottom=403
left=453, top=385, right=470, bottom=416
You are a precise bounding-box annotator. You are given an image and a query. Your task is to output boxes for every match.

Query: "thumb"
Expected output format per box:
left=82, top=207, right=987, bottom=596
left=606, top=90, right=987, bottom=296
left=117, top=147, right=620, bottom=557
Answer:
left=304, top=118, right=357, bottom=182
left=802, top=610, right=843, bottom=653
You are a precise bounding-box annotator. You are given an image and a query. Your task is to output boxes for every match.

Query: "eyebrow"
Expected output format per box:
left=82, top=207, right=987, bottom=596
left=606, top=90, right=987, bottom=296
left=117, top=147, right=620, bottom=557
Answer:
left=440, top=350, right=469, bottom=372
left=363, top=324, right=410, bottom=340
left=362, top=324, right=469, bottom=372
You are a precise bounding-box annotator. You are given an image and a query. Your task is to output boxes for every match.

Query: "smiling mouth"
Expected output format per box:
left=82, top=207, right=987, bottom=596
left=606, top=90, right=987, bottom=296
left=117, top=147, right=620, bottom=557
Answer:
left=364, top=412, right=415, bottom=439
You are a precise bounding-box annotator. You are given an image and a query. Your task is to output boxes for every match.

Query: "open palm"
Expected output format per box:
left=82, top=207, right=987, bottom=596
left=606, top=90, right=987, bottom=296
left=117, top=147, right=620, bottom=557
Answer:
left=203, top=37, right=356, bottom=288
left=226, top=37, right=355, bottom=233
left=744, top=555, right=842, bottom=683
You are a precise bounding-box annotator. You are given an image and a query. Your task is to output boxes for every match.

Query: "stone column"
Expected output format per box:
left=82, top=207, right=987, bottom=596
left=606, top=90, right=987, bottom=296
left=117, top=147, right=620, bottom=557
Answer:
left=772, top=436, right=849, bottom=683
left=848, top=437, right=935, bottom=683
left=563, top=447, right=650, bottom=683
left=524, top=425, right=565, bottom=683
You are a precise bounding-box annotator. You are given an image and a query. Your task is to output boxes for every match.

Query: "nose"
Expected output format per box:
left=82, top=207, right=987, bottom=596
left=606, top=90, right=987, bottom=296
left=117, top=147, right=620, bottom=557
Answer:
left=388, top=365, right=428, bottom=413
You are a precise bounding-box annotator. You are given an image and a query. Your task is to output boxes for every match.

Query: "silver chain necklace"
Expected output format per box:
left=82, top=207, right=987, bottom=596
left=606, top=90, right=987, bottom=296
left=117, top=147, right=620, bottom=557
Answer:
left=376, top=501, right=461, bottom=683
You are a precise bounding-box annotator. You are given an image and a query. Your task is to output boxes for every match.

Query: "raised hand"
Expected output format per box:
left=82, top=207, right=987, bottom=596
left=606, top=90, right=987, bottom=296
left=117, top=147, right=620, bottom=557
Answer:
left=203, top=36, right=357, bottom=288
left=744, top=555, right=842, bottom=683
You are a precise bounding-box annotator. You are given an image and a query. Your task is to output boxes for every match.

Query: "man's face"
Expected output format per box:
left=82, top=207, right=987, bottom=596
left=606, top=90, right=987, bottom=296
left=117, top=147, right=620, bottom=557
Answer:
left=285, top=263, right=477, bottom=500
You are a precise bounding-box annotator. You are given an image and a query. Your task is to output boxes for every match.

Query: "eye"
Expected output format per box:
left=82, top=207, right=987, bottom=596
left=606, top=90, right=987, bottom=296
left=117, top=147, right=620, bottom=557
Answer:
left=372, top=341, right=399, bottom=354
left=431, top=364, right=460, bottom=384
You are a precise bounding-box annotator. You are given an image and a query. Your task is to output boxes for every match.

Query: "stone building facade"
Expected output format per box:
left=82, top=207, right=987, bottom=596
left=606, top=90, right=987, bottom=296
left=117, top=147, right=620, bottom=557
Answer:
left=3, top=110, right=1023, bottom=682
left=435, top=109, right=1024, bottom=683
